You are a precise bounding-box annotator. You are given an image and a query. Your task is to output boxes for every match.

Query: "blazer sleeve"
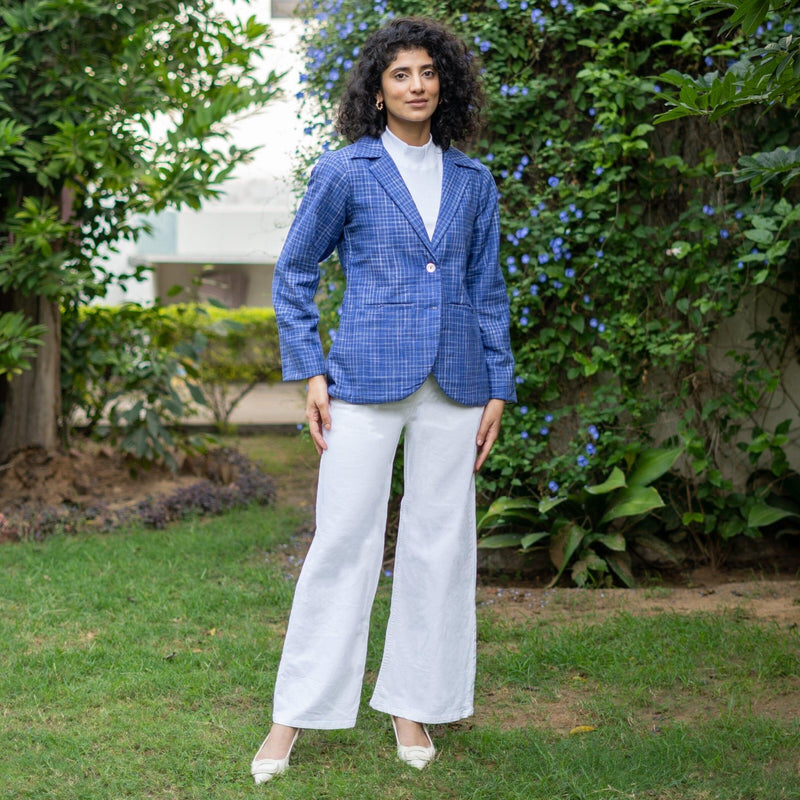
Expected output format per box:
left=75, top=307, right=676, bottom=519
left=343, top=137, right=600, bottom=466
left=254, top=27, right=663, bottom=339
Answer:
left=272, top=152, right=349, bottom=381
left=465, top=167, right=517, bottom=402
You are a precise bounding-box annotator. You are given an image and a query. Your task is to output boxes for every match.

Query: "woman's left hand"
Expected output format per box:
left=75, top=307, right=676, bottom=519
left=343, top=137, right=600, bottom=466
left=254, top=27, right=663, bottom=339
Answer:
left=475, top=399, right=505, bottom=472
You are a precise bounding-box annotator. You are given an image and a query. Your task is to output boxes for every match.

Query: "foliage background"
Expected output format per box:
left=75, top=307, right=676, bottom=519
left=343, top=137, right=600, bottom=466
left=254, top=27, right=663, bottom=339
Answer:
left=292, top=0, right=800, bottom=580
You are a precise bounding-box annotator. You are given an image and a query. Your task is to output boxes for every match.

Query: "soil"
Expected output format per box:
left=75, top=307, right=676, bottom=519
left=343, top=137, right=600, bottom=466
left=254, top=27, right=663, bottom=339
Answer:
left=0, top=441, right=219, bottom=542
left=3, top=438, right=800, bottom=632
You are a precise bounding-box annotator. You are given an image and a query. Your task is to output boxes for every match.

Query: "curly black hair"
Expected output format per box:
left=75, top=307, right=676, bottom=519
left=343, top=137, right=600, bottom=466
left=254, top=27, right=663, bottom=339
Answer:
left=335, top=17, right=484, bottom=151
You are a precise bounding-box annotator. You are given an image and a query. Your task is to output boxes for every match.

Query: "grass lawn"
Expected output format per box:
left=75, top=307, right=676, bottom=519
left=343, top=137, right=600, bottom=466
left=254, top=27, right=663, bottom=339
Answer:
left=1, top=432, right=798, bottom=799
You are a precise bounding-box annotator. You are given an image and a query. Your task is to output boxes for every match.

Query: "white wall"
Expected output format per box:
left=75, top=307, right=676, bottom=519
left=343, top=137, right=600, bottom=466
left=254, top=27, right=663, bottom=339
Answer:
left=101, top=0, right=304, bottom=306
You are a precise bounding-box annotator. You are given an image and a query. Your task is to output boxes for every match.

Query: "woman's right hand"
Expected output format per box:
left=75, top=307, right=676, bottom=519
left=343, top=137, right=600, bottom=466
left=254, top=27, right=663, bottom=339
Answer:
left=306, top=375, right=331, bottom=455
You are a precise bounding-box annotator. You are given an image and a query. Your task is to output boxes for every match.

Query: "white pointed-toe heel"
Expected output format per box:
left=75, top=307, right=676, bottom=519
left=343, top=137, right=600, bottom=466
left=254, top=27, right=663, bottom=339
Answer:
left=391, top=716, right=436, bottom=770
left=251, top=728, right=301, bottom=785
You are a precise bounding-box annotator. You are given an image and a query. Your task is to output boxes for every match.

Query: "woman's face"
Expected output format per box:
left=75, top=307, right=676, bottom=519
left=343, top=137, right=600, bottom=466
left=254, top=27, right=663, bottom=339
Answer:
left=376, top=47, right=440, bottom=143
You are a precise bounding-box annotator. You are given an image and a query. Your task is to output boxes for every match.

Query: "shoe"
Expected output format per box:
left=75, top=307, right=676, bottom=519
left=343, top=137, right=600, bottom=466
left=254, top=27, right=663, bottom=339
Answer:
left=391, top=716, right=436, bottom=770
left=251, top=728, right=300, bottom=785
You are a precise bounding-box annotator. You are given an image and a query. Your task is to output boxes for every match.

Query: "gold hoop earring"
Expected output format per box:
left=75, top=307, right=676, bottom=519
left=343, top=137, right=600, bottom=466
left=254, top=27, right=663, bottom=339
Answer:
left=376, top=99, right=384, bottom=111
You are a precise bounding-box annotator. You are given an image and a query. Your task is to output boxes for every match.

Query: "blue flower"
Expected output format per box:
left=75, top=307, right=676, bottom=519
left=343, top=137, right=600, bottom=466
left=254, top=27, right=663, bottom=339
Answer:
left=530, top=285, right=539, bottom=296
left=704, top=55, right=714, bottom=67
left=595, top=166, right=604, bottom=175
left=547, top=175, right=559, bottom=187
left=540, top=427, right=549, bottom=436
left=588, top=107, right=596, bottom=116
left=785, top=23, right=794, bottom=33
left=545, top=138, right=553, bottom=147
left=590, top=318, right=598, bottom=328
left=720, top=229, right=729, bottom=239
left=519, top=315, right=528, bottom=324
left=519, top=405, right=528, bottom=414
left=596, top=250, right=604, bottom=258
left=530, top=208, right=539, bottom=218
left=548, top=480, right=559, bottom=493
left=702, top=204, right=715, bottom=215
left=521, top=254, right=530, bottom=264
left=538, top=253, right=549, bottom=264
left=586, top=443, right=597, bottom=456
left=516, top=375, right=525, bottom=384
left=598, top=323, right=606, bottom=333
left=520, top=430, right=529, bottom=439
left=553, top=280, right=563, bottom=289
left=734, top=210, right=744, bottom=219
left=520, top=155, right=530, bottom=166
left=512, top=288, right=520, bottom=297
left=577, top=455, right=589, bottom=467
left=460, top=13, right=469, bottom=21
left=559, top=211, right=569, bottom=223
left=583, top=294, right=591, bottom=304
left=588, top=424, right=599, bottom=440
left=545, top=414, right=553, bottom=423
left=539, top=272, right=548, bottom=281
left=565, top=268, right=575, bottom=278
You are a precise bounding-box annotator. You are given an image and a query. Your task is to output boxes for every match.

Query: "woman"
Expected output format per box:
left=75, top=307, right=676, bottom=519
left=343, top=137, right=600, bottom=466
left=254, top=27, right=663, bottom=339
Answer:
left=251, top=16, right=515, bottom=783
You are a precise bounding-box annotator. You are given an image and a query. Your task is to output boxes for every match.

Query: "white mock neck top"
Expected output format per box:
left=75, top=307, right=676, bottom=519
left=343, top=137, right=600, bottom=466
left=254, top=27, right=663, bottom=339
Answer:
left=380, top=127, right=443, bottom=240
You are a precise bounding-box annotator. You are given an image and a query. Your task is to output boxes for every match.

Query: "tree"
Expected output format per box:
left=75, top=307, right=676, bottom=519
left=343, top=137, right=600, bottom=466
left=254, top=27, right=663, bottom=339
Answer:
left=656, top=0, right=800, bottom=187
left=0, top=0, right=280, bottom=461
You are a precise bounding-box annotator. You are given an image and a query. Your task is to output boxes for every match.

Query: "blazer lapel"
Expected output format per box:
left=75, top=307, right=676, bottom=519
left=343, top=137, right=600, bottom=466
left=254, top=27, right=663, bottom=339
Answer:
left=368, top=149, right=436, bottom=257
left=431, top=149, right=473, bottom=251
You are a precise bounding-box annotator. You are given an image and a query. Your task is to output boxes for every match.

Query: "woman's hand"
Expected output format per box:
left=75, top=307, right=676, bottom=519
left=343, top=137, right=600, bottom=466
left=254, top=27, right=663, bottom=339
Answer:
left=475, top=399, right=505, bottom=472
left=306, top=375, right=331, bottom=455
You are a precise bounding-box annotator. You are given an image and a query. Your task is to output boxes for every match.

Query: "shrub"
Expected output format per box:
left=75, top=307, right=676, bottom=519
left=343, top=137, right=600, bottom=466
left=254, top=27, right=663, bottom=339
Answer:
left=62, top=303, right=282, bottom=459
left=294, top=0, right=800, bottom=582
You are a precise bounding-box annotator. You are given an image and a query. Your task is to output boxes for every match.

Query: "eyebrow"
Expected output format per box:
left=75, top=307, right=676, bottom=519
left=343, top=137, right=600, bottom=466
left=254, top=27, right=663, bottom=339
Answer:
left=389, top=62, right=436, bottom=74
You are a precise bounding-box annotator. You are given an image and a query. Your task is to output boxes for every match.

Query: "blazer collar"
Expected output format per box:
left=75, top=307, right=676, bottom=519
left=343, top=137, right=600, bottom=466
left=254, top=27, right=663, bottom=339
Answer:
left=349, top=136, right=481, bottom=255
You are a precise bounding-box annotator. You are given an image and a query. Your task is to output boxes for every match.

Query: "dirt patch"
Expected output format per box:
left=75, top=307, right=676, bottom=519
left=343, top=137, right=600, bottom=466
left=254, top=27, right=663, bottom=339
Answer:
left=0, top=440, right=272, bottom=541
left=476, top=574, right=800, bottom=627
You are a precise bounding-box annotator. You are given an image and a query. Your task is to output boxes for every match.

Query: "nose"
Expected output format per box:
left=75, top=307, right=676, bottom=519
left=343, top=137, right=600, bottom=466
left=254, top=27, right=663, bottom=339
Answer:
left=410, top=73, right=424, bottom=92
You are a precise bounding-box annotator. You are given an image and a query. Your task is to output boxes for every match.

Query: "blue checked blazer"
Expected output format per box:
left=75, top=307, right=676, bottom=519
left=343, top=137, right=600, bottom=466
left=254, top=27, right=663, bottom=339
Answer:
left=272, top=135, right=516, bottom=407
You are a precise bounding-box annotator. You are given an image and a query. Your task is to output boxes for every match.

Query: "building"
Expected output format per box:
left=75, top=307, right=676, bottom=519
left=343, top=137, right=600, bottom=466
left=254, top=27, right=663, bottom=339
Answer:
left=103, top=0, right=303, bottom=309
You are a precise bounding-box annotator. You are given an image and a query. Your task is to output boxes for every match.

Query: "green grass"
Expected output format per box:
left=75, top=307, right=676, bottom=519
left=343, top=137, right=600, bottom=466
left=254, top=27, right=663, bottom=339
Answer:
left=1, top=435, right=799, bottom=799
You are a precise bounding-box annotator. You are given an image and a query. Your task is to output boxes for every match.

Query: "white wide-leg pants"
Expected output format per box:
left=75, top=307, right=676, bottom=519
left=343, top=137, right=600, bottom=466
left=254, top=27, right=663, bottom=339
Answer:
left=272, top=376, right=484, bottom=729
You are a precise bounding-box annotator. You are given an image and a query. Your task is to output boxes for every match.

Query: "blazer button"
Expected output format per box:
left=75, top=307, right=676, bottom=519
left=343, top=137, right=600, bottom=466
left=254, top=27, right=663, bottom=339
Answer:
left=425, top=262, right=436, bottom=273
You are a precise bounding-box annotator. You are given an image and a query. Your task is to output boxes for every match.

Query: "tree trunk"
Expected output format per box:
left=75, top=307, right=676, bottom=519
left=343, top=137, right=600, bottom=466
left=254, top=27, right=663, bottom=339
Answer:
left=0, top=293, right=60, bottom=462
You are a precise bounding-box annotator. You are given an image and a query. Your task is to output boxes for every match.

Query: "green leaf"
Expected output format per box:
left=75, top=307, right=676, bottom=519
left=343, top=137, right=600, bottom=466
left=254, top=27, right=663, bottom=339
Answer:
left=477, top=533, right=524, bottom=549
left=747, top=503, right=800, bottom=528
left=601, top=486, right=665, bottom=524
left=744, top=228, right=774, bottom=245
left=585, top=466, right=627, bottom=495
left=520, top=531, right=550, bottom=549
left=627, top=446, right=683, bottom=487
left=477, top=496, right=539, bottom=531
left=538, top=496, right=566, bottom=514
